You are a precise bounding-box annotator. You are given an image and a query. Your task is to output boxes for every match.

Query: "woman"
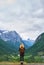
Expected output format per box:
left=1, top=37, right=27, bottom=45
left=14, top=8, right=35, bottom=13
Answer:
left=19, top=43, right=25, bottom=64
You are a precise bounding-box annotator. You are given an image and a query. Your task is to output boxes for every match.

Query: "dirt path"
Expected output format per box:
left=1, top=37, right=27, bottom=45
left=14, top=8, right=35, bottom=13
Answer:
left=0, top=62, right=44, bottom=65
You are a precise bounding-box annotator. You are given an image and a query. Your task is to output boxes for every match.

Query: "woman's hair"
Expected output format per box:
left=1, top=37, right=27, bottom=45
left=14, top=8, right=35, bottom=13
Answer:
left=20, top=43, right=24, bottom=48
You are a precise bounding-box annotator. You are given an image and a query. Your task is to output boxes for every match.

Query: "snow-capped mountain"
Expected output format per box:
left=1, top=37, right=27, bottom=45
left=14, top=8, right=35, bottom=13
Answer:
left=0, top=30, right=29, bottom=49
left=0, top=30, right=34, bottom=49
left=0, top=30, right=22, bottom=42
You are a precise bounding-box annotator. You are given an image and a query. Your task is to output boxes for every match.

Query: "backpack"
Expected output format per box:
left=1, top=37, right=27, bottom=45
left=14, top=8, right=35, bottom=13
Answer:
left=20, top=47, right=24, bottom=53
left=20, top=44, right=24, bottom=53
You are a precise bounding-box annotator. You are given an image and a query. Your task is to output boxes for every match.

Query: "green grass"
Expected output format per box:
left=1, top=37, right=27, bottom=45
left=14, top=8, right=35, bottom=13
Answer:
left=0, top=55, right=44, bottom=63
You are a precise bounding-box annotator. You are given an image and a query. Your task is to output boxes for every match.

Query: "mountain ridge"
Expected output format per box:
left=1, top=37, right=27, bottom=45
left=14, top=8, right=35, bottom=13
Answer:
left=27, top=33, right=44, bottom=55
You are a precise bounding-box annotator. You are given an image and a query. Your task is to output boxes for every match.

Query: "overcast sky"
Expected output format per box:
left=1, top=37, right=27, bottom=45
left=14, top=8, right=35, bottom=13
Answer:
left=0, top=0, right=44, bottom=40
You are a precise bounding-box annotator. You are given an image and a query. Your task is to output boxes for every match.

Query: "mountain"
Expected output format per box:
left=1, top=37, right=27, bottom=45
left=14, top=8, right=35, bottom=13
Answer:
left=0, top=30, right=22, bottom=42
left=22, top=39, right=34, bottom=47
left=27, top=33, right=44, bottom=55
left=0, top=39, right=16, bottom=55
left=0, top=30, right=22, bottom=50
left=0, top=30, right=28, bottom=50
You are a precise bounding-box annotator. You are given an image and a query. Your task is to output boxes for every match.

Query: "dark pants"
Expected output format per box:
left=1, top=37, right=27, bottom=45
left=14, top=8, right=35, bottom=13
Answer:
left=20, top=55, right=24, bottom=61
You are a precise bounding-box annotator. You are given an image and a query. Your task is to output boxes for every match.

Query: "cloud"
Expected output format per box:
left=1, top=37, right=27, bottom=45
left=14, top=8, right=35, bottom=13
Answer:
left=20, top=31, right=40, bottom=40
left=0, top=0, right=44, bottom=40
left=0, top=0, right=16, bottom=6
left=33, top=8, right=44, bottom=18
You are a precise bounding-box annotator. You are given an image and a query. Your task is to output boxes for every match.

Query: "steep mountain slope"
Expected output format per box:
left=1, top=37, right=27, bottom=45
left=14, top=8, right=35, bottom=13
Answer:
left=0, top=39, right=16, bottom=55
left=0, top=30, right=23, bottom=52
left=27, top=33, right=44, bottom=55
left=0, top=30, right=22, bottom=42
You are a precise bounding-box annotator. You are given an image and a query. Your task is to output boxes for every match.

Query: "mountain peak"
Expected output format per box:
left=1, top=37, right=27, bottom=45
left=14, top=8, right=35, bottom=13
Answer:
left=0, top=30, right=22, bottom=42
